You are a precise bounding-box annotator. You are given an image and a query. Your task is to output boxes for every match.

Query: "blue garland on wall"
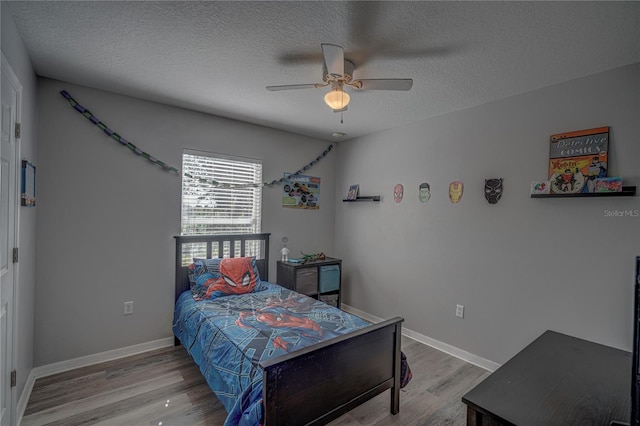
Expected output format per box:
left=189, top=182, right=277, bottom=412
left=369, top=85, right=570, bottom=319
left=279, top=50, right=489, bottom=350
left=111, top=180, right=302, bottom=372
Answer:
left=60, top=90, right=333, bottom=188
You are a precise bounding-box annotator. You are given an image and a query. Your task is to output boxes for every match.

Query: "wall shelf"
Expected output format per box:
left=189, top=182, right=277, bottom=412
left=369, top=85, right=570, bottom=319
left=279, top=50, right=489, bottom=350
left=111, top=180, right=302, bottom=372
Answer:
left=531, top=186, right=636, bottom=198
left=342, top=195, right=381, bottom=202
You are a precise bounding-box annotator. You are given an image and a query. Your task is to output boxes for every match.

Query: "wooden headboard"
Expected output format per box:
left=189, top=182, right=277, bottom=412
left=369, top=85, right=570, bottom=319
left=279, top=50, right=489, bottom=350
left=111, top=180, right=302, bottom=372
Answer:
left=174, top=233, right=271, bottom=301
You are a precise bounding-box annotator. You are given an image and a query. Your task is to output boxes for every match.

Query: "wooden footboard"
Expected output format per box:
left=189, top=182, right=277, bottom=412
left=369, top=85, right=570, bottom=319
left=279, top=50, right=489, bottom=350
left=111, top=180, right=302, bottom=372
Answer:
left=261, top=316, right=404, bottom=425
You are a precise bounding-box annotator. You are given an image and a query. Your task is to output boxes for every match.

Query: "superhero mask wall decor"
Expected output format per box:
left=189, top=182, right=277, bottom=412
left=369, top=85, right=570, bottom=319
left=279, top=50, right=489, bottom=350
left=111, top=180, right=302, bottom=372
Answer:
left=449, top=181, right=463, bottom=204
left=419, top=182, right=431, bottom=202
left=394, top=184, right=404, bottom=203
left=484, top=178, right=504, bottom=204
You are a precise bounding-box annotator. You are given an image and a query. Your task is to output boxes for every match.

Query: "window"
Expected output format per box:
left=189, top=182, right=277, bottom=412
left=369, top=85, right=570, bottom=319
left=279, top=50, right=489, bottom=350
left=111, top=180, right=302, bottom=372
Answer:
left=181, top=149, right=262, bottom=236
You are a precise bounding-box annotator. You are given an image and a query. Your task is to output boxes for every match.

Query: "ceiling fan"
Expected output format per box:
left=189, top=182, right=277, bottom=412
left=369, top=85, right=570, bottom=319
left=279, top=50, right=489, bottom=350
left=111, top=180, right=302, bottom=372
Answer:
left=266, top=44, right=413, bottom=112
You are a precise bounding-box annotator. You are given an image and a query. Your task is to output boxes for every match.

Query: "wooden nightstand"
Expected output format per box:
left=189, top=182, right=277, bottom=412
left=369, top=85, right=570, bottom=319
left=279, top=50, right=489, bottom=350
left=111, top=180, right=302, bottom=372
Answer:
left=276, top=258, right=342, bottom=308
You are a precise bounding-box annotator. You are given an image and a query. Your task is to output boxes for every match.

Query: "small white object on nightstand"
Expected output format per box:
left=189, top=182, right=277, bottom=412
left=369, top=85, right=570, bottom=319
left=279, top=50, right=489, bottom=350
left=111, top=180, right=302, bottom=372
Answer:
left=281, top=236, right=289, bottom=262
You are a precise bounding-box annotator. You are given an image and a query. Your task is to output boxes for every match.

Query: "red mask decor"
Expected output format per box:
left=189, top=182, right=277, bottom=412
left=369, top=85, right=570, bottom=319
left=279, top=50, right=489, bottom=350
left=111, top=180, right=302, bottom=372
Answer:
left=393, top=184, right=404, bottom=203
left=449, top=181, right=463, bottom=204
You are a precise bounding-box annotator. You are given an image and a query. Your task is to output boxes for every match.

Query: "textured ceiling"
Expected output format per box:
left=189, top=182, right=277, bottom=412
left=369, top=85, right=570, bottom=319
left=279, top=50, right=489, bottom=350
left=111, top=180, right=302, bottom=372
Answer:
left=6, top=1, right=640, bottom=141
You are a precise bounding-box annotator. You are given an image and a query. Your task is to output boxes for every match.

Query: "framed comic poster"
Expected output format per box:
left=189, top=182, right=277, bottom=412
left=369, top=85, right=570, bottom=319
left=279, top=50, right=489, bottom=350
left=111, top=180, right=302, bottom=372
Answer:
left=21, top=160, right=36, bottom=207
left=282, top=173, right=320, bottom=209
left=548, top=126, right=609, bottom=194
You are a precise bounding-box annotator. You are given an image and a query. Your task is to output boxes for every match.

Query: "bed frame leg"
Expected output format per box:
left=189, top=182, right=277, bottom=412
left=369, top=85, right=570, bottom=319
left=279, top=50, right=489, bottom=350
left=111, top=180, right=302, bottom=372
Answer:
left=391, top=385, right=400, bottom=414
left=390, top=321, right=402, bottom=414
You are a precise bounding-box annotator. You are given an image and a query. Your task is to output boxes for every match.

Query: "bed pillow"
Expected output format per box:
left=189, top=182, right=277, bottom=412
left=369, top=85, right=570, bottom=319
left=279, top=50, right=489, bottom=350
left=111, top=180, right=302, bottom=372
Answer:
left=188, top=257, right=262, bottom=301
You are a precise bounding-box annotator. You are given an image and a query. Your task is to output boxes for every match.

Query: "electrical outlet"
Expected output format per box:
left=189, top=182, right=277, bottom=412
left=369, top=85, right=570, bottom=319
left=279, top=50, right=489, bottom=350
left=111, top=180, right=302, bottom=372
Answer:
left=456, top=304, right=464, bottom=318
left=124, top=301, right=134, bottom=315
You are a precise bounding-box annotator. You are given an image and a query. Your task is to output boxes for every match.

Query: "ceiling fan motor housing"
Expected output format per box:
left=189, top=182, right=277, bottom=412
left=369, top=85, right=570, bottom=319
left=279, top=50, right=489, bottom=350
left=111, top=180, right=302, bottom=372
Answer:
left=323, top=59, right=355, bottom=83
left=266, top=44, right=412, bottom=102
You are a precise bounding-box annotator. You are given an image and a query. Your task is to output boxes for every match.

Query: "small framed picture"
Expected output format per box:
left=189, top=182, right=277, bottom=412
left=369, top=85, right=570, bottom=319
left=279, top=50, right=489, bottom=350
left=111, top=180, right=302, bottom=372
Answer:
left=347, top=184, right=359, bottom=200
left=21, top=160, right=36, bottom=207
left=530, top=181, right=550, bottom=195
left=594, top=177, right=623, bottom=193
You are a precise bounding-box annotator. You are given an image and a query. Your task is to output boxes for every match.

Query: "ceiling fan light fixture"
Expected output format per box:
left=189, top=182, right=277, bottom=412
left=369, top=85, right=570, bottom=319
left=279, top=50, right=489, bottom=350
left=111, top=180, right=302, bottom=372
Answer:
left=324, top=87, right=350, bottom=110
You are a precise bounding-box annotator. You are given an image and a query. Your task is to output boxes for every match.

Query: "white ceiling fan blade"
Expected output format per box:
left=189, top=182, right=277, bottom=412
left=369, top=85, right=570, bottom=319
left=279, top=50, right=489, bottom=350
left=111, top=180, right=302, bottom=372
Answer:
left=266, top=83, right=323, bottom=91
left=321, top=43, right=344, bottom=78
left=354, top=79, right=413, bottom=91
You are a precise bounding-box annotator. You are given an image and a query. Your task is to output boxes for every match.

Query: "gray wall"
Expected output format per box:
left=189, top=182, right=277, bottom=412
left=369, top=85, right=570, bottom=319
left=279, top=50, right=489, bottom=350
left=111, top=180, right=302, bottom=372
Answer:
left=20, top=37, right=640, bottom=372
left=35, top=78, right=336, bottom=365
left=335, top=63, right=640, bottom=365
left=1, top=0, right=38, bottom=401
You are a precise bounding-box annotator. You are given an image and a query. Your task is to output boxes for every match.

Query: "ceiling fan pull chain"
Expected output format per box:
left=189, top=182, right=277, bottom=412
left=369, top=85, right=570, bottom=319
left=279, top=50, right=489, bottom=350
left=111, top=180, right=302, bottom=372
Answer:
left=340, top=86, right=344, bottom=124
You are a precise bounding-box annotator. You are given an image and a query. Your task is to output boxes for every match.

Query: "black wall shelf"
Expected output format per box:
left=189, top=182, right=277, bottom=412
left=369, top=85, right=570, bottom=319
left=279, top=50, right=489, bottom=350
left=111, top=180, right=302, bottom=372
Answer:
left=531, top=186, right=636, bottom=198
left=342, top=195, right=381, bottom=202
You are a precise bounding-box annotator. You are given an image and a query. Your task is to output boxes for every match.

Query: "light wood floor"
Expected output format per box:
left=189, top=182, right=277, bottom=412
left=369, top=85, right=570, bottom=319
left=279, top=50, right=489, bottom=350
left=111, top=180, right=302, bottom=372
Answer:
left=22, top=338, right=490, bottom=426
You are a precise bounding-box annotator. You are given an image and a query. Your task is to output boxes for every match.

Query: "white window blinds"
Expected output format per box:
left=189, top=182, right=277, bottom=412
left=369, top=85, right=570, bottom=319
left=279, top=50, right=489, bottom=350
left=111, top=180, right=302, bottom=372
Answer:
left=181, top=150, right=262, bottom=236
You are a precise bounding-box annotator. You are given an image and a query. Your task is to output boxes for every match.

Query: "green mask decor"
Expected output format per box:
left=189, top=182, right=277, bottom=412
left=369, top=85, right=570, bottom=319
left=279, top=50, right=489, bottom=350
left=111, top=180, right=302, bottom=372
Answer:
left=419, top=182, right=430, bottom=202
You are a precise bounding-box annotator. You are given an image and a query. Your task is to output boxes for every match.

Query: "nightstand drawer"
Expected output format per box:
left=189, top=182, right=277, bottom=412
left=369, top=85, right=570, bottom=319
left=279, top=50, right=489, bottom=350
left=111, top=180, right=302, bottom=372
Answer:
left=319, top=265, right=340, bottom=292
left=295, top=268, right=318, bottom=295
left=319, top=294, right=338, bottom=307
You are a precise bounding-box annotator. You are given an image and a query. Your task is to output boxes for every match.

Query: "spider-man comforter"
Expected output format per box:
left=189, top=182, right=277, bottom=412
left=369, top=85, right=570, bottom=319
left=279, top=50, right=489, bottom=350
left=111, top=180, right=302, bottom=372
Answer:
left=172, top=282, right=370, bottom=426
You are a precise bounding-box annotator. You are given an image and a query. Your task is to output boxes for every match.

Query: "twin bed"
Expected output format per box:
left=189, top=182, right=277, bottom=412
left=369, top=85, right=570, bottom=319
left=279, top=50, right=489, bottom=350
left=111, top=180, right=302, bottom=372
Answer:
left=172, top=233, right=405, bottom=425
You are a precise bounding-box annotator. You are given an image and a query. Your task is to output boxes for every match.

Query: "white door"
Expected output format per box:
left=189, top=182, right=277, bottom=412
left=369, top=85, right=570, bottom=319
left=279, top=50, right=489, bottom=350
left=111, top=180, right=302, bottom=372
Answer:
left=0, top=55, right=19, bottom=426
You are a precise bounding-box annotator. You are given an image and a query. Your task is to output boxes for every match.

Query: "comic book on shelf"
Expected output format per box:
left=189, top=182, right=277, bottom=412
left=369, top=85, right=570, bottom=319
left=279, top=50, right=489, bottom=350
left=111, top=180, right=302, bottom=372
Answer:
left=347, top=184, right=359, bottom=200
left=548, top=126, right=609, bottom=194
left=594, top=177, right=623, bottom=193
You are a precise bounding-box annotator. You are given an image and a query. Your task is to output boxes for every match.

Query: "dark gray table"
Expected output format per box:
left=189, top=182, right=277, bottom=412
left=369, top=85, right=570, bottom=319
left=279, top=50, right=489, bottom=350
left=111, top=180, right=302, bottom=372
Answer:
left=462, top=330, right=631, bottom=426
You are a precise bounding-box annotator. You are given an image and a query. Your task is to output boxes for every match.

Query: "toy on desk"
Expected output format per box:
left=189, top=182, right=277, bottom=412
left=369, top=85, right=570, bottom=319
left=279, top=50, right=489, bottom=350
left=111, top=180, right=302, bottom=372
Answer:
left=300, top=251, right=326, bottom=264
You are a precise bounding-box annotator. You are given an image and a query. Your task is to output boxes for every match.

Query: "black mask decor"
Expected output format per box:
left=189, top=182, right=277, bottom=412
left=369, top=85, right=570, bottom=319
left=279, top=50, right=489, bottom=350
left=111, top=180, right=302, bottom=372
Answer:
left=484, top=179, right=503, bottom=204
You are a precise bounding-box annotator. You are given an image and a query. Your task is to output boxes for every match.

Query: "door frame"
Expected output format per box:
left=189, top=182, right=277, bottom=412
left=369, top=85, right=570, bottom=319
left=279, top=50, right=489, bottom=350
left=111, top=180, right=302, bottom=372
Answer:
left=1, top=51, right=22, bottom=426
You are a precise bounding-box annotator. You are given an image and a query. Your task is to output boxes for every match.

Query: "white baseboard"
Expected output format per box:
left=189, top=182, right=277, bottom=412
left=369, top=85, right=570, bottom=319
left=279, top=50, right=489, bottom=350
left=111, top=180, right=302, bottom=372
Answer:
left=342, top=304, right=501, bottom=372
left=18, top=337, right=174, bottom=425
left=16, top=370, right=36, bottom=426
left=31, top=337, right=175, bottom=379
left=341, top=304, right=388, bottom=325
